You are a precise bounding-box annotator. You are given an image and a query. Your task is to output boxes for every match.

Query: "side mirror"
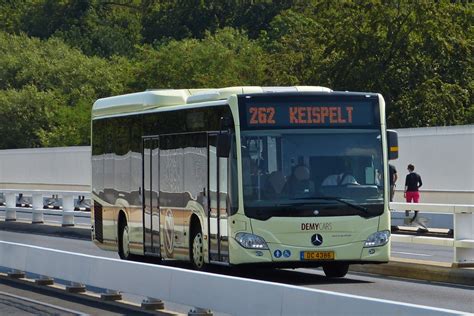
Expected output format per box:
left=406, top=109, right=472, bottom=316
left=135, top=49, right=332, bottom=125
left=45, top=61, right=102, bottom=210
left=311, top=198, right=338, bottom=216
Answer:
left=387, top=130, right=398, bottom=160
left=217, top=133, right=231, bottom=158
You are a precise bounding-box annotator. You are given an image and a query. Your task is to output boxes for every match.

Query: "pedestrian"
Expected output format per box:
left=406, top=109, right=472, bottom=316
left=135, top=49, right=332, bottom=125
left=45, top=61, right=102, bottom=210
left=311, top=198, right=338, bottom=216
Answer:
left=404, top=164, right=422, bottom=203
left=389, top=163, right=399, bottom=231
left=404, top=164, right=427, bottom=232
left=389, top=163, right=398, bottom=202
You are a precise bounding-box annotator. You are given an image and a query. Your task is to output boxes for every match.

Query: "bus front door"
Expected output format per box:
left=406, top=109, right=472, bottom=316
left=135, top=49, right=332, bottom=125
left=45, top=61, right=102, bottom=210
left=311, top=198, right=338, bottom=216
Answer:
left=208, top=135, right=229, bottom=264
left=143, top=137, right=161, bottom=256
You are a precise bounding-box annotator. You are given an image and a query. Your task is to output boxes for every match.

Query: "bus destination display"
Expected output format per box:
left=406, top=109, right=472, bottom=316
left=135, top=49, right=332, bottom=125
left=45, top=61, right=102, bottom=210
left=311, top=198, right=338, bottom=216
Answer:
left=245, top=102, right=375, bottom=128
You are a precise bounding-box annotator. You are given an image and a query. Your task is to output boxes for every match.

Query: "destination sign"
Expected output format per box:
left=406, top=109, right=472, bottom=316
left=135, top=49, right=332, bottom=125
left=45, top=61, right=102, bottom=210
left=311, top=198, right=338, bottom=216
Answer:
left=243, top=101, right=376, bottom=128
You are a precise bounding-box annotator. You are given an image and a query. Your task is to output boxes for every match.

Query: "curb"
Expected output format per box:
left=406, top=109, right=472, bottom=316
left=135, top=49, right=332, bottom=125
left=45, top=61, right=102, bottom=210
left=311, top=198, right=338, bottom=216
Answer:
left=350, top=257, right=474, bottom=286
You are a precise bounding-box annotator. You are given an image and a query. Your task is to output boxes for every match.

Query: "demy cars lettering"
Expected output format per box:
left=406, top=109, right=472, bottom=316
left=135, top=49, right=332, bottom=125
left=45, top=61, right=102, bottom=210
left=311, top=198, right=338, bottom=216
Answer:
left=301, top=222, right=333, bottom=231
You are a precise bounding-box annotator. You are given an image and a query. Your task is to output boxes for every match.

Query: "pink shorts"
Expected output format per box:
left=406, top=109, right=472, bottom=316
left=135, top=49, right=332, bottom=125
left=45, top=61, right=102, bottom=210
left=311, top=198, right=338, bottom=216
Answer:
left=406, top=191, right=420, bottom=203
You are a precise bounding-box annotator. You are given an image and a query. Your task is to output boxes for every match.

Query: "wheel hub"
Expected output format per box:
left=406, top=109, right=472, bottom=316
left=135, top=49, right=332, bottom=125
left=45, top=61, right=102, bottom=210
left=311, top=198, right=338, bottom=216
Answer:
left=193, top=232, right=204, bottom=268
left=122, top=226, right=130, bottom=258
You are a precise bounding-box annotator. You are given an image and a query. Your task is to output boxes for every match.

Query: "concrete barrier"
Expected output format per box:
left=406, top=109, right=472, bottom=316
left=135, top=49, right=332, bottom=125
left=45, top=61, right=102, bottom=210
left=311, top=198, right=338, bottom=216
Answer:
left=0, top=241, right=464, bottom=315
left=0, top=146, right=90, bottom=191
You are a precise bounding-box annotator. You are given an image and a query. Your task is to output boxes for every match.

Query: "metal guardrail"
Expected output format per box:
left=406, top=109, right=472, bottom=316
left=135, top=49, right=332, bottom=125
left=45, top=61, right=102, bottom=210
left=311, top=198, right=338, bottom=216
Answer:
left=0, top=190, right=90, bottom=227
left=390, top=202, right=474, bottom=267
left=0, top=241, right=464, bottom=316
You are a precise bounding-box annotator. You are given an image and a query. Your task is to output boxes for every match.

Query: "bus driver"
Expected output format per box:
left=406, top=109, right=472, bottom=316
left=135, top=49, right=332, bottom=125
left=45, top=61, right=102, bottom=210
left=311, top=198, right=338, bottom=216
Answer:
left=321, top=160, right=359, bottom=186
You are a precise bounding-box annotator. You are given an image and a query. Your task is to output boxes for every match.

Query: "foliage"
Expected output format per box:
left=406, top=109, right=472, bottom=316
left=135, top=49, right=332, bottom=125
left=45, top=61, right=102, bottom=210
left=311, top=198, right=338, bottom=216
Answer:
left=141, top=0, right=294, bottom=43
left=0, top=86, right=62, bottom=148
left=0, top=0, right=472, bottom=148
left=133, top=28, right=267, bottom=89
left=263, top=1, right=473, bottom=127
left=0, top=31, right=133, bottom=148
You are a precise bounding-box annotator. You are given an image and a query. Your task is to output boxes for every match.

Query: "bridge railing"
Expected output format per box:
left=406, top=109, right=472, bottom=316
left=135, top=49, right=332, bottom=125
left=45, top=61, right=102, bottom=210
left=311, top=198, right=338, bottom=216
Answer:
left=390, top=202, right=474, bottom=267
left=0, top=189, right=90, bottom=227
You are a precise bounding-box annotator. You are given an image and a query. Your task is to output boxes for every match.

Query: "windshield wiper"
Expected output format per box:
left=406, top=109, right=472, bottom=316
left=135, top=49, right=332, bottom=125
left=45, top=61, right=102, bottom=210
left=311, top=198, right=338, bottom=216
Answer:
left=293, top=196, right=369, bottom=214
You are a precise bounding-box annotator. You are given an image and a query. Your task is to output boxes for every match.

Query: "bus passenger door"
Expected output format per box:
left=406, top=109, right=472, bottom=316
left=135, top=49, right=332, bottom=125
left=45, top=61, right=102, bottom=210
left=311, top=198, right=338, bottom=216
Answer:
left=208, top=135, right=229, bottom=264
left=143, top=137, right=161, bottom=256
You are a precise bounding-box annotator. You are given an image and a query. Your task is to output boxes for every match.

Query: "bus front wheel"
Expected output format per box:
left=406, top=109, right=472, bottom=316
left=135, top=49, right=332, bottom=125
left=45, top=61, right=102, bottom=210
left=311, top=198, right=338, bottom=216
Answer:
left=191, top=226, right=205, bottom=270
left=323, top=263, right=349, bottom=278
left=119, top=220, right=131, bottom=260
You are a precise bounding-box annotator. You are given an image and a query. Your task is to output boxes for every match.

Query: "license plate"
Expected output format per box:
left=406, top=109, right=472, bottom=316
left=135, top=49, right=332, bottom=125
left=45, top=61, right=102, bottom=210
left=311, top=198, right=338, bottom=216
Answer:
left=300, top=251, right=335, bottom=260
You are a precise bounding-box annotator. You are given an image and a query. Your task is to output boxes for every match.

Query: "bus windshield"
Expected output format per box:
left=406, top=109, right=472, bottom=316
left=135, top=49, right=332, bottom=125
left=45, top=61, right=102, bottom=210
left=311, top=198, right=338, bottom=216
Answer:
left=241, top=129, right=384, bottom=219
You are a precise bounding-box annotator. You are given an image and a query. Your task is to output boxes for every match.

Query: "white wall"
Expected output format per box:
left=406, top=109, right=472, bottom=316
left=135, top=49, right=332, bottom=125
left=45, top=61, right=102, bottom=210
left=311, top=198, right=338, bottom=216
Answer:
left=0, top=146, right=91, bottom=191
left=392, top=125, right=474, bottom=204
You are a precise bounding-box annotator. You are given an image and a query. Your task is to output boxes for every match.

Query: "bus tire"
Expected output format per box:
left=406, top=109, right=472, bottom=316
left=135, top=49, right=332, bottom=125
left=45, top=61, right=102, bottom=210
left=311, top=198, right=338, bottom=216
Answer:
left=118, top=218, right=131, bottom=260
left=190, top=225, right=205, bottom=270
left=323, top=263, right=349, bottom=278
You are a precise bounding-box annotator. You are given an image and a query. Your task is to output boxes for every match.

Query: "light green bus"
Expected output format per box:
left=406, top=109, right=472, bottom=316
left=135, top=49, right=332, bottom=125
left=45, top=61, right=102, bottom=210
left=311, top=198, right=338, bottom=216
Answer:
left=91, top=86, right=398, bottom=277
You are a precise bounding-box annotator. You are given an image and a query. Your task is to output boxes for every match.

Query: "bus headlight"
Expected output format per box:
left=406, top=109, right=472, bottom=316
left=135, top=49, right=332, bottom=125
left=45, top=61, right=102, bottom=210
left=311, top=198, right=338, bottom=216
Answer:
left=235, top=232, right=269, bottom=250
left=364, top=230, right=390, bottom=247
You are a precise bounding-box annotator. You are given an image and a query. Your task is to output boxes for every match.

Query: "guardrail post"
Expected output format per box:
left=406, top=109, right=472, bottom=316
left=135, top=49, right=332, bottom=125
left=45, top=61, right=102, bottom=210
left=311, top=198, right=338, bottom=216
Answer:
left=66, top=281, right=86, bottom=293
left=31, top=193, right=44, bottom=224
left=453, top=205, right=474, bottom=267
left=101, top=289, right=122, bottom=301
left=61, top=194, right=75, bottom=227
left=5, top=192, right=17, bottom=221
left=34, top=275, right=54, bottom=286
left=189, top=307, right=213, bottom=316
left=7, top=269, right=25, bottom=279
left=141, top=297, right=165, bottom=310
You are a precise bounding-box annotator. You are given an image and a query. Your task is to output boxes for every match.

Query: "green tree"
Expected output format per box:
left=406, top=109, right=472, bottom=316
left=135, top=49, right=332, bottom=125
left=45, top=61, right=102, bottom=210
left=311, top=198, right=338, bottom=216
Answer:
left=392, top=78, right=470, bottom=127
left=133, top=28, right=268, bottom=89
left=37, top=100, right=91, bottom=147
left=19, top=0, right=142, bottom=57
left=141, top=0, right=294, bottom=43
left=0, top=31, right=133, bottom=148
left=0, top=32, right=132, bottom=103
left=0, top=86, right=62, bottom=148
left=260, top=9, right=327, bottom=85
left=262, top=0, right=473, bottom=127
left=0, top=0, right=32, bottom=33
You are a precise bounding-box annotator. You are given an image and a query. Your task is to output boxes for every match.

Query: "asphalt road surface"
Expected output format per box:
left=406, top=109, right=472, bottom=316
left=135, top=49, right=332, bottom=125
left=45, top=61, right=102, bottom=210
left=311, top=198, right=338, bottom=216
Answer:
left=0, top=209, right=456, bottom=263
left=392, top=242, right=453, bottom=263
left=0, top=229, right=472, bottom=313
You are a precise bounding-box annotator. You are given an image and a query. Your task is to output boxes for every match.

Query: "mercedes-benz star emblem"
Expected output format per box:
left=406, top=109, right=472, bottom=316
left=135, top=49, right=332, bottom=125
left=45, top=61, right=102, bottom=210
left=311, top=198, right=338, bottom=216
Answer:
left=311, top=234, right=323, bottom=246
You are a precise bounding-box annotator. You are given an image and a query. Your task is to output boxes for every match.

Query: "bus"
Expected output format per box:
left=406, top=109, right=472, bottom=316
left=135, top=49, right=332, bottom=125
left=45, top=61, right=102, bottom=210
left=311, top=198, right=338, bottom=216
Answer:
left=91, top=86, right=398, bottom=277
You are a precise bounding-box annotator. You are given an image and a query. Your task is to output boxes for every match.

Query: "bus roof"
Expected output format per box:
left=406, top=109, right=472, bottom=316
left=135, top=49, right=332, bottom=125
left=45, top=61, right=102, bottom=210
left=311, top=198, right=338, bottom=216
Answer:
left=92, top=86, right=332, bottom=118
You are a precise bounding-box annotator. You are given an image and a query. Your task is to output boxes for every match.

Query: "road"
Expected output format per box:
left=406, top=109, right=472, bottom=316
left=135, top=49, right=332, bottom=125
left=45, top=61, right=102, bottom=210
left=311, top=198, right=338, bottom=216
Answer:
left=0, top=229, right=472, bottom=313
left=392, top=242, right=452, bottom=263
left=0, top=209, right=455, bottom=263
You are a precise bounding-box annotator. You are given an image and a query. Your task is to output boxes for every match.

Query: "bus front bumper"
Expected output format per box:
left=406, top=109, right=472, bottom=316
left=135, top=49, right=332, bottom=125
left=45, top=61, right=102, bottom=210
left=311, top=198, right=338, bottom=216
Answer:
left=228, top=237, right=390, bottom=266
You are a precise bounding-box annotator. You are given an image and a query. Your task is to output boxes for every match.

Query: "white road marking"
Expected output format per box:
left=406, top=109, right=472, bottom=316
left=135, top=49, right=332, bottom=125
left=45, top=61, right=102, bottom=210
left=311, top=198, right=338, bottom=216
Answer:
left=392, top=251, right=432, bottom=257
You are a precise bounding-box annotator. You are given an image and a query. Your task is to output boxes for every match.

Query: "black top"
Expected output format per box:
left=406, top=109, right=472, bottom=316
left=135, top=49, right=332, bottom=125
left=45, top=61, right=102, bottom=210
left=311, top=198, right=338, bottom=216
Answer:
left=389, top=164, right=397, bottom=186
left=405, top=172, right=422, bottom=192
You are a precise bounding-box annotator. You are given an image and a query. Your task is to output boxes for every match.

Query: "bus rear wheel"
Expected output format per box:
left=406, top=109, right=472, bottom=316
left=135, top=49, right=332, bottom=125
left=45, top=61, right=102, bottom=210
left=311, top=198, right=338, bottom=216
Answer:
left=119, top=220, right=131, bottom=260
left=323, top=263, right=349, bottom=278
left=191, top=226, right=205, bottom=270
